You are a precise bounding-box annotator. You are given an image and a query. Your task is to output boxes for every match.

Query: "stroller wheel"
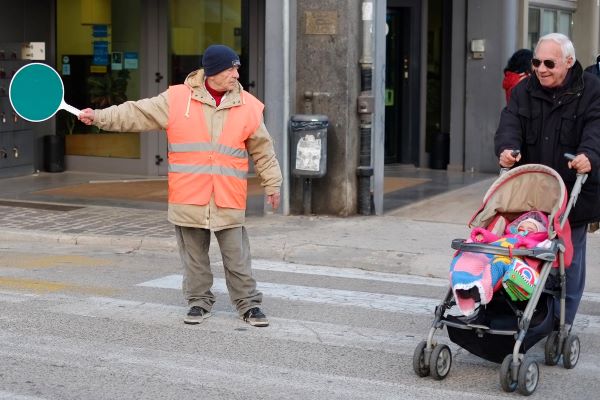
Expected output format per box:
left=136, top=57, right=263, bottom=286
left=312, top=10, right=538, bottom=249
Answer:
left=562, top=334, right=580, bottom=369
left=500, top=354, right=518, bottom=392
left=412, top=340, right=430, bottom=377
left=429, top=344, right=452, bottom=380
left=544, top=331, right=561, bottom=366
left=517, top=356, right=539, bottom=396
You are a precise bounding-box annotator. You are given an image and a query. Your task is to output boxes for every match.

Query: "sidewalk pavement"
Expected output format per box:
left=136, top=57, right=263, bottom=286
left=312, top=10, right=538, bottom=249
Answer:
left=1, top=176, right=599, bottom=292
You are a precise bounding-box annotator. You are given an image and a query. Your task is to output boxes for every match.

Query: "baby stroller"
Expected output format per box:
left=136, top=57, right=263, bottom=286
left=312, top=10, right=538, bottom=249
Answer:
left=412, top=161, right=587, bottom=396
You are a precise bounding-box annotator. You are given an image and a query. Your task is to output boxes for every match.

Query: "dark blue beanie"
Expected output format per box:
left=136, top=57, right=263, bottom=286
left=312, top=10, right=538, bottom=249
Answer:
left=202, top=45, right=240, bottom=77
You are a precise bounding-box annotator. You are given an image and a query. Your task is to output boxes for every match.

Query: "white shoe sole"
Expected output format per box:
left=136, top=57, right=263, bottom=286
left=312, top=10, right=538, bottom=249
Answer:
left=184, top=311, right=212, bottom=325
left=241, top=316, right=269, bottom=327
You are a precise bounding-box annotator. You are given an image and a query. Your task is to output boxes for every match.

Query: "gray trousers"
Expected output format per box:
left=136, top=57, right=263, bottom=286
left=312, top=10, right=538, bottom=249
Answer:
left=175, top=225, right=262, bottom=315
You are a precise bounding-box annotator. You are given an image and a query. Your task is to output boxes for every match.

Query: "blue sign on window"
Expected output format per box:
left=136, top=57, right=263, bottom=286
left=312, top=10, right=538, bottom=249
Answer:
left=93, top=41, right=109, bottom=66
left=92, top=25, right=109, bottom=38
left=123, top=52, right=138, bottom=70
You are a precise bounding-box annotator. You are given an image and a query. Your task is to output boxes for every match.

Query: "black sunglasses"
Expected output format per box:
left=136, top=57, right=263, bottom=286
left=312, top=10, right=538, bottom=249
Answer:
left=531, top=58, right=556, bottom=69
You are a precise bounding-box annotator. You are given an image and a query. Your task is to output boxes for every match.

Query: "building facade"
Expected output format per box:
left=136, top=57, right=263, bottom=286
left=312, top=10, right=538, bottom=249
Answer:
left=0, top=0, right=598, bottom=215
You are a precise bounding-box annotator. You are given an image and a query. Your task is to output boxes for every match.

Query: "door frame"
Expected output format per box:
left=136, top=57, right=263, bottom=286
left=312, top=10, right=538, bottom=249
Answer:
left=386, top=0, right=422, bottom=167
left=140, top=0, right=169, bottom=176
left=242, top=0, right=265, bottom=101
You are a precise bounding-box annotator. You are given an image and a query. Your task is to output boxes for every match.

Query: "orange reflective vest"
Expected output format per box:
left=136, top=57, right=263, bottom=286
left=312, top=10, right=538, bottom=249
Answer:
left=166, top=84, right=264, bottom=209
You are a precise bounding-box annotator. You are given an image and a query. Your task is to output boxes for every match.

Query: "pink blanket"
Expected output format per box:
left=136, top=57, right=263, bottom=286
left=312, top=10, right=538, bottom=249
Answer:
left=449, top=229, right=547, bottom=316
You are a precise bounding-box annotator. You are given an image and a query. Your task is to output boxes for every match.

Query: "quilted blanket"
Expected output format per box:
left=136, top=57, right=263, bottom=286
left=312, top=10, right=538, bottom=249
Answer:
left=449, top=236, right=520, bottom=316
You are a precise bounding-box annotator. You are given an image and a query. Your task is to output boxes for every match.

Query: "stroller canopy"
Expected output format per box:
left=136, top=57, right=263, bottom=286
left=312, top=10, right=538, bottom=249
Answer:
left=468, top=164, right=572, bottom=264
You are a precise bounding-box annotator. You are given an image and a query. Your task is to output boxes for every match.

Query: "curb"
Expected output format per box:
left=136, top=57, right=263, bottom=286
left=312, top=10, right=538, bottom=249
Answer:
left=0, top=229, right=178, bottom=252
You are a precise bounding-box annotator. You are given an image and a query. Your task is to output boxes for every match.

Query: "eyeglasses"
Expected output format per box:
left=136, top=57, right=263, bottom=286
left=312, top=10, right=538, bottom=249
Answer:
left=531, top=58, right=556, bottom=69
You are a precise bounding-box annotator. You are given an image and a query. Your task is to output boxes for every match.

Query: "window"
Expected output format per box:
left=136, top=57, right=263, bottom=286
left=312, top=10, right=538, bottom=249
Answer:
left=528, top=7, right=572, bottom=50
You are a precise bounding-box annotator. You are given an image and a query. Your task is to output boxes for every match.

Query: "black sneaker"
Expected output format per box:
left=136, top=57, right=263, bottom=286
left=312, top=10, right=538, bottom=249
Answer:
left=184, top=306, right=211, bottom=325
left=242, top=307, right=269, bottom=327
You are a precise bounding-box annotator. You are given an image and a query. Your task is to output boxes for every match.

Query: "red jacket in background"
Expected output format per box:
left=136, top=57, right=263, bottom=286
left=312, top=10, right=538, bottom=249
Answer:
left=502, top=71, right=528, bottom=104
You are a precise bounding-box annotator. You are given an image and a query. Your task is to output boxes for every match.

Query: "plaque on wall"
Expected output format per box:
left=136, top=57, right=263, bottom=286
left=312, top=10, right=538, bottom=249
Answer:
left=305, top=11, right=337, bottom=35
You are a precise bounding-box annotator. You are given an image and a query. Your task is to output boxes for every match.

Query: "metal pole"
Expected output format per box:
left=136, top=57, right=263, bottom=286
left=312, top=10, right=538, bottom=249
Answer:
left=303, top=178, right=312, bottom=215
left=372, top=0, right=386, bottom=215
left=357, top=1, right=374, bottom=215
left=282, top=0, right=291, bottom=215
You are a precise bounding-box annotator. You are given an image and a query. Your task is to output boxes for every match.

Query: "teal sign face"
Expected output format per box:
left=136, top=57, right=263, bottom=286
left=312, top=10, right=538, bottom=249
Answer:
left=9, top=62, right=80, bottom=122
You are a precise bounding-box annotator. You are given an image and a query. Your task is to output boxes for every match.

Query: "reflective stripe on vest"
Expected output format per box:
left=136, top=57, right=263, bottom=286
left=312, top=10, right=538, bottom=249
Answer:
left=166, top=84, right=264, bottom=209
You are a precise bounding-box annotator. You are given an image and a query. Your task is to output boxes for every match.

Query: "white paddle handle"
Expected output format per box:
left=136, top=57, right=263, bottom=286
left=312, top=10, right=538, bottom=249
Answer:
left=60, top=100, right=81, bottom=117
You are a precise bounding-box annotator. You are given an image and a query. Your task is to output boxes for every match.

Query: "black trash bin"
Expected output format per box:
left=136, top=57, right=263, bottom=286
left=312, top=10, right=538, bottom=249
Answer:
left=289, top=115, right=328, bottom=178
left=289, top=115, right=328, bottom=215
left=43, top=134, right=65, bottom=173
left=430, top=131, right=449, bottom=170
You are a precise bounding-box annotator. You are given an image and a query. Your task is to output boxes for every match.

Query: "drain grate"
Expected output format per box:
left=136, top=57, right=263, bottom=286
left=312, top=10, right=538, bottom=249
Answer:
left=0, top=200, right=84, bottom=212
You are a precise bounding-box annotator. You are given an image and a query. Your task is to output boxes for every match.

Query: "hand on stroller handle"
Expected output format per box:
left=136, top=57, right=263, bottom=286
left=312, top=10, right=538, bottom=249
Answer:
left=499, top=151, right=589, bottom=178
left=564, top=152, right=590, bottom=177
left=561, top=153, right=588, bottom=228
left=499, top=150, right=521, bottom=175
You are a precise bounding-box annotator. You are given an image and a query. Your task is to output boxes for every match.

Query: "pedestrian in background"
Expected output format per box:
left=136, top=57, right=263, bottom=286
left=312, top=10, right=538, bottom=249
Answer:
left=584, top=54, right=600, bottom=233
left=495, top=33, right=600, bottom=331
left=584, top=54, right=600, bottom=78
left=502, top=48, right=533, bottom=104
left=79, top=44, right=282, bottom=327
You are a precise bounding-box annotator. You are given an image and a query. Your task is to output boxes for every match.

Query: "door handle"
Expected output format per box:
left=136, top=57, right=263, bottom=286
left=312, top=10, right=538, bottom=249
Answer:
left=155, top=72, right=164, bottom=83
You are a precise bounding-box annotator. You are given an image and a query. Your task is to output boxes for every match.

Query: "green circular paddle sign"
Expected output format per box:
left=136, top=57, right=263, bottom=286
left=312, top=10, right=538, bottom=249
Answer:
left=9, top=62, right=80, bottom=122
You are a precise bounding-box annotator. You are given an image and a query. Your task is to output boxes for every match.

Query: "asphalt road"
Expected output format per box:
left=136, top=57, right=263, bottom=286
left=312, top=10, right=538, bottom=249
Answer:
left=1, top=241, right=599, bottom=399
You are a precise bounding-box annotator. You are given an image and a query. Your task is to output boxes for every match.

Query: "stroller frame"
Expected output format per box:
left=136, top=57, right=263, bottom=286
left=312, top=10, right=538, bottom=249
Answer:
left=413, top=163, right=587, bottom=396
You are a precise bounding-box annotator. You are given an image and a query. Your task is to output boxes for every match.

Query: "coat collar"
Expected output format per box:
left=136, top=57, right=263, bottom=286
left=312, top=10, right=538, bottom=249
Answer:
left=183, top=69, right=245, bottom=109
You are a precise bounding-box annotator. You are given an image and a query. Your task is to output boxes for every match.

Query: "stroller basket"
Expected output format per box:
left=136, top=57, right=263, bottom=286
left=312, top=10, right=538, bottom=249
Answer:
left=445, top=292, right=555, bottom=363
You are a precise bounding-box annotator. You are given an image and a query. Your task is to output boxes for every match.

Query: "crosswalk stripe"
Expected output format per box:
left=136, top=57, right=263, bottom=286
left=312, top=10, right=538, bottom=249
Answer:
left=243, top=259, right=600, bottom=302
left=238, top=259, right=450, bottom=287
left=136, top=275, right=600, bottom=331
left=138, top=275, right=440, bottom=314
left=48, top=296, right=417, bottom=353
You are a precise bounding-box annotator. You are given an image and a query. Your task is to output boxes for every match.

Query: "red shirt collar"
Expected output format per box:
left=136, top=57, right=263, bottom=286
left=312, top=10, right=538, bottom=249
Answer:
left=205, top=80, right=227, bottom=106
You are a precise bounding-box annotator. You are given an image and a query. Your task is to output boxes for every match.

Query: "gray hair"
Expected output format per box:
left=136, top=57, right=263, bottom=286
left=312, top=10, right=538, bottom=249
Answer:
left=535, top=33, right=576, bottom=63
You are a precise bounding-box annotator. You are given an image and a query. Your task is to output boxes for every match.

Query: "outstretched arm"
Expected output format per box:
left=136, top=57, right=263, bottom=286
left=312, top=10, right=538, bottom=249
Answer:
left=77, top=91, right=169, bottom=132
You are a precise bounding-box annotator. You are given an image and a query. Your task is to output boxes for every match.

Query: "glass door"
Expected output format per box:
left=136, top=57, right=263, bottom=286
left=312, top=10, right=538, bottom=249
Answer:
left=168, top=1, right=242, bottom=82
left=56, top=0, right=143, bottom=161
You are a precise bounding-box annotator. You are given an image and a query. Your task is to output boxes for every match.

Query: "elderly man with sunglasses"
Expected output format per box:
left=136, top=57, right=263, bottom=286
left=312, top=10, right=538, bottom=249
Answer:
left=495, top=33, right=600, bottom=333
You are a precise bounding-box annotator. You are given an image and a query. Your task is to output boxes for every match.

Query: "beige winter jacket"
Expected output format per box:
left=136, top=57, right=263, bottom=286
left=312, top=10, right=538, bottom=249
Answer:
left=93, top=69, right=282, bottom=230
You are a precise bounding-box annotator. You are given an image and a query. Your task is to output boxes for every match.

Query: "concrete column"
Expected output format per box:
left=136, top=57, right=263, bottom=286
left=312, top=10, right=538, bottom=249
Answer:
left=265, top=0, right=295, bottom=215
left=291, top=1, right=362, bottom=215
left=572, top=0, right=600, bottom=67
left=464, top=0, right=519, bottom=173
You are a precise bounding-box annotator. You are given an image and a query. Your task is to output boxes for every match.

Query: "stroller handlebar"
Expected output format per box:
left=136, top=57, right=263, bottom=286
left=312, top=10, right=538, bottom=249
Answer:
left=561, top=153, right=588, bottom=229
left=451, top=239, right=558, bottom=262
left=497, top=153, right=588, bottom=229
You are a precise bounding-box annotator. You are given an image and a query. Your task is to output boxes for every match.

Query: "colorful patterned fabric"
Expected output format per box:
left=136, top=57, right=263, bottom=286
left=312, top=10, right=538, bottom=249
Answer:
left=450, top=236, right=521, bottom=316
left=502, top=258, right=540, bottom=301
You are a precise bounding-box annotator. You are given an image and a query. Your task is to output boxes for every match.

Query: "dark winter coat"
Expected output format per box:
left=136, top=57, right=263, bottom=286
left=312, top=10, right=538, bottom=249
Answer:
left=495, top=61, right=600, bottom=226
left=585, top=63, right=600, bottom=78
